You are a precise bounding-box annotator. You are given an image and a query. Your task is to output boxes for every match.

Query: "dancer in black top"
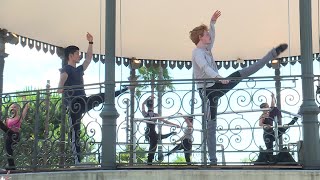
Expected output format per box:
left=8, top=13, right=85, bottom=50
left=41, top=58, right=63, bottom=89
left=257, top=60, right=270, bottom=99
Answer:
left=142, top=97, right=180, bottom=165
left=57, top=33, right=127, bottom=164
left=259, top=93, right=298, bottom=152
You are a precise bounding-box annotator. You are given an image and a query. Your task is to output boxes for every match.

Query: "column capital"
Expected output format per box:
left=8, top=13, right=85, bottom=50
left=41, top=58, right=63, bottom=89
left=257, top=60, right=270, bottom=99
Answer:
left=0, top=28, right=19, bottom=45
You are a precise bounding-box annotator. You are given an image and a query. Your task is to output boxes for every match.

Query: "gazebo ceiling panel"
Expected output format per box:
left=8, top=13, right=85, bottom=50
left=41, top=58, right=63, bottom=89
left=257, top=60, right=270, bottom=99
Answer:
left=0, top=0, right=319, bottom=61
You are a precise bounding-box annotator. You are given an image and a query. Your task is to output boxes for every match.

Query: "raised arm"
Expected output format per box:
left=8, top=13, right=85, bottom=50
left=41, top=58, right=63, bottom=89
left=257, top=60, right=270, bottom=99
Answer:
left=270, top=93, right=275, bottom=108
left=142, top=98, right=147, bottom=114
left=158, top=116, right=180, bottom=128
left=142, top=96, right=155, bottom=115
left=178, top=113, right=193, bottom=127
left=82, top=32, right=93, bottom=71
left=208, top=10, right=221, bottom=50
left=184, top=117, right=193, bottom=128
left=21, top=96, right=29, bottom=120
left=57, top=72, right=68, bottom=93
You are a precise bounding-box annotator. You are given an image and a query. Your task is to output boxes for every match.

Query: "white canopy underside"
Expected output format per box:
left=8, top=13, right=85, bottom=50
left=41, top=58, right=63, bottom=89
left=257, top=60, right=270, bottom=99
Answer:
left=0, top=0, right=319, bottom=61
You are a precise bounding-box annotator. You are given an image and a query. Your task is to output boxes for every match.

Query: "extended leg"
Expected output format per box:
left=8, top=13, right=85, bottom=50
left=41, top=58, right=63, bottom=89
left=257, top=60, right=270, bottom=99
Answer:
left=160, top=132, right=176, bottom=140
left=239, top=44, right=287, bottom=78
left=166, top=143, right=183, bottom=156
left=5, top=132, right=19, bottom=170
left=86, top=87, right=128, bottom=112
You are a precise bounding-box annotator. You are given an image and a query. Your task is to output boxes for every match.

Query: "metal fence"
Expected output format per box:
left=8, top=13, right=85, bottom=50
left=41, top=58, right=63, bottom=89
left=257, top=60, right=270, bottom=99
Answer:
left=0, top=75, right=315, bottom=170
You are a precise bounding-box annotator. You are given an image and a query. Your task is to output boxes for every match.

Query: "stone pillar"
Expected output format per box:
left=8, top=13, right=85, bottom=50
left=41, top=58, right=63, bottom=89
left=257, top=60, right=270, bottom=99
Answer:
left=299, top=0, right=320, bottom=169
left=100, top=0, right=119, bottom=169
left=0, top=28, right=18, bottom=115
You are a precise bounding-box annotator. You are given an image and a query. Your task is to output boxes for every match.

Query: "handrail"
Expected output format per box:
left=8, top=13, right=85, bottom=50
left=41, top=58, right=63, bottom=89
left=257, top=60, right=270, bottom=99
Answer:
left=280, top=109, right=302, bottom=118
left=133, top=113, right=204, bottom=121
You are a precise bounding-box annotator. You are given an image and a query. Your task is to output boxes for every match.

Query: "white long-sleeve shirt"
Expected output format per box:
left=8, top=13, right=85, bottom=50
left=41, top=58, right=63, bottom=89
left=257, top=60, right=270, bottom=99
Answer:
left=192, top=21, right=219, bottom=89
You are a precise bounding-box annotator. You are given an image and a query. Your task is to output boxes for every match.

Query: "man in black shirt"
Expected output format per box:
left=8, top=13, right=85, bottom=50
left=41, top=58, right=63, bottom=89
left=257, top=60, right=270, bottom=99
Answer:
left=57, top=32, right=127, bottom=164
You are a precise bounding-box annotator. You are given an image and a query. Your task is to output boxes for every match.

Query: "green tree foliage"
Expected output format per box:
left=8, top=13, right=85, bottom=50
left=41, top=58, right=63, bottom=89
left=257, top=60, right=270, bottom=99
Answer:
left=117, top=145, right=147, bottom=163
left=136, top=65, right=174, bottom=97
left=240, top=157, right=254, bottom=165
left=172, top=155, right=189, bottom=165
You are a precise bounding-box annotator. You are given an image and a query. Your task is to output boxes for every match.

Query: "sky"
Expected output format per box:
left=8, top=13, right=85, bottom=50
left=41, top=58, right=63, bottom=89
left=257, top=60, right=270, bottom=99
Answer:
left=3, top=43, right=320, bottom=164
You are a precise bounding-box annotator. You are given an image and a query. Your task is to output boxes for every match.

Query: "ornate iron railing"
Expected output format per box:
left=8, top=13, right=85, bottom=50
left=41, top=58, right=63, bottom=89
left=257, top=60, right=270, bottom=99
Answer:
left=0, top=75, right=316, bottom=170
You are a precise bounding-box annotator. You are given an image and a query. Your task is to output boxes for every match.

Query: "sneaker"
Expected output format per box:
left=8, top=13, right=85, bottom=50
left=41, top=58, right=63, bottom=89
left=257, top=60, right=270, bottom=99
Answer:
left=275, top=44, right=288, bottom=55
left=288, top=117, right=298, bottom=126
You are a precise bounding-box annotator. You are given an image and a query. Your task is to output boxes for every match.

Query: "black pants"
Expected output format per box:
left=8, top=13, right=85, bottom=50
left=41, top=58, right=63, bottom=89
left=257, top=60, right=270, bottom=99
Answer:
left=0, top=121, right=20, bottom=169
left=68, top=90, right=124, bottom=163
left=263, top=127, right=291, bottom=151
left=147, top=132, right=175, bottom=164
left=263, top=117, right=297, bottom=152
left=199, top=71, right=241, bottom=121
left=167, top=139, right=192, bottom=165
left=263, top=129, right=275, bottom=152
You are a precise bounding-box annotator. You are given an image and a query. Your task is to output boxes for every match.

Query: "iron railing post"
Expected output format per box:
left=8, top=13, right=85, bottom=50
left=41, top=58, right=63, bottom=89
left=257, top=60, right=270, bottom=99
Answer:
left=299, top=0, right=320, bottom=169
left=100, top=0, right=118, bottom=169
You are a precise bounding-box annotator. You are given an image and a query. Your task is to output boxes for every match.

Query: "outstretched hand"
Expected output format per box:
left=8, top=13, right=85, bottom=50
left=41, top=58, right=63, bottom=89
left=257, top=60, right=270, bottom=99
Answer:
left=143, top=96, right=153, bottom=104
left=86, top=32, right=93, bottom=42
left=211, top=10, right=221, bottom=22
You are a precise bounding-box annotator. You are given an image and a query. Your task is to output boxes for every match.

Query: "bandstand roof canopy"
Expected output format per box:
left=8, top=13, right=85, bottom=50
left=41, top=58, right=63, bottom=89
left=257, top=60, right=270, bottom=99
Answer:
left=0, top=0, right=319, bottom=63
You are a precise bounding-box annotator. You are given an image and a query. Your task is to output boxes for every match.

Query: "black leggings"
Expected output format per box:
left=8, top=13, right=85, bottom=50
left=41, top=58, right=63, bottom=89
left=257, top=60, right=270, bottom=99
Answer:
left=69, top=90, right=125, bottom=163
left=147, top=132, right=175, bottom=164
left=263, top=127, right=292, bottom=151
left=0, top=121, right=20, bottom=169
left=263, top=130, right=275, bottom=151
left=199, top=71, right=241, bottom=121
left=167, top=139, right=192, bottom=165
left=263, top=117, right=297, bottom=152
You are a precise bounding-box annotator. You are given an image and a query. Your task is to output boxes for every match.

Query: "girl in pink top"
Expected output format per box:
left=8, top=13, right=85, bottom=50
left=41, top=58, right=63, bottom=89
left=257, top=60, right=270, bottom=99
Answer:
left=0, top=97, right=29, bottom=170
